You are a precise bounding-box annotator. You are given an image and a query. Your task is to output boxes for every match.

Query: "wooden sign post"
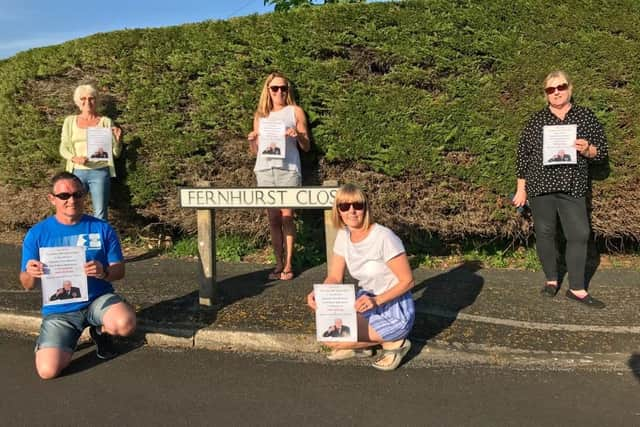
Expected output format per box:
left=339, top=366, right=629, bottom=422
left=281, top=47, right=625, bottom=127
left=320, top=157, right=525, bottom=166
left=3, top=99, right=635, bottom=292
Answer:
left=179, top=182, right=339, bottom=307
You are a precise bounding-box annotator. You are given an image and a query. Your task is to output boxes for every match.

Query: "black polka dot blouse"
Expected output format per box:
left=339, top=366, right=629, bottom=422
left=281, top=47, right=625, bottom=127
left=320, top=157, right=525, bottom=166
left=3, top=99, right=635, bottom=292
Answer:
left=516, top=105, right=608, bottom=198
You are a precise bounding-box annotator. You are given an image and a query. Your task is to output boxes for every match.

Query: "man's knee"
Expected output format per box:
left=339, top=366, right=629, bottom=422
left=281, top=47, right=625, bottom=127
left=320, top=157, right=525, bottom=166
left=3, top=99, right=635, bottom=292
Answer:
left=102, top=302, right=137, bottom=336
left=113, top=312, right=136, bottom=336
left=35, top=349, right=72, bottom=380
left=36, top=362, right=61, bottom=380
left=118, top=313, right=137, bottom=336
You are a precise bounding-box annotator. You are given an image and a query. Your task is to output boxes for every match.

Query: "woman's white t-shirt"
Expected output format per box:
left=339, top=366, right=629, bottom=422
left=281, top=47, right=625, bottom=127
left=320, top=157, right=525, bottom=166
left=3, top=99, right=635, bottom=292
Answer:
left=333, top=224, right=406, bottom=295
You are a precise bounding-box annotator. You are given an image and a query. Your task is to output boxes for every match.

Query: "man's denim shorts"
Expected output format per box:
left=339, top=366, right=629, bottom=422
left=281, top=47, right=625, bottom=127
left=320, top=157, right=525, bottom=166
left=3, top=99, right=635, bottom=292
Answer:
left=35, top=293, right=123, bottom=353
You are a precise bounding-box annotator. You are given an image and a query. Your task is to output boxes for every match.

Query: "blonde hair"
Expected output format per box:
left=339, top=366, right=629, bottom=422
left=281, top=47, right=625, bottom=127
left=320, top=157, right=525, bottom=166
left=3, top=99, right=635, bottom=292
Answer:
left=331, top=183, right=372, bottom=231
left=255, top=72, right=296, bottom=117
left=543, top=70, right=572, bottom=93
left=73, top=84, right=97, bottom=108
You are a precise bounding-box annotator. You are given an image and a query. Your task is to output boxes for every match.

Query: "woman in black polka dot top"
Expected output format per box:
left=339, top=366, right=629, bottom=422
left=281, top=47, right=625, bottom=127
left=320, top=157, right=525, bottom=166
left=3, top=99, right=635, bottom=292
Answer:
left=513, top=70, right=608, bottom=308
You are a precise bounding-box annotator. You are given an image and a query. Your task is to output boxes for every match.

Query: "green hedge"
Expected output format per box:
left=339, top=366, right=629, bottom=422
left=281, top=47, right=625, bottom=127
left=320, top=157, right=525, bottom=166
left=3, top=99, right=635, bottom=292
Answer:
left=1, top=0, right=639, bottom=243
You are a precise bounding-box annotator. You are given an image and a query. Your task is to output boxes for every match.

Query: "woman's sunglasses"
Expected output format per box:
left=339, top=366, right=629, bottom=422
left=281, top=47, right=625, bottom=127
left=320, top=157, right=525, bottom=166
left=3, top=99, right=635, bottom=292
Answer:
left=544, top=83, right=569, bottom=95
left=53, top=191, right=85, bottom=200
left=269, top=85, right=288, bottom=93
left=337, top=202, right=365, bottom=212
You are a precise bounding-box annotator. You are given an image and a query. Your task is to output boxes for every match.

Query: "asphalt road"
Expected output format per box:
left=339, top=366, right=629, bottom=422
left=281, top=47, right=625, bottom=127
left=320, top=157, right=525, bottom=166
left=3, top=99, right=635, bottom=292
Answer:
left=2, top=331, right=639, bottom=427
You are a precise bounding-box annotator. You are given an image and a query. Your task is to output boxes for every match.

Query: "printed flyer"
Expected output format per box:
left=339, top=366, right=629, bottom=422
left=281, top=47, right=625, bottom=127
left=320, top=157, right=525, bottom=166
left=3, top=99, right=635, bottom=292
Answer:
left=258, top=119, right=286, bottom=159
left=40, top=246, right=88, bottom=306
left=313, top=284, right=357, bottom=342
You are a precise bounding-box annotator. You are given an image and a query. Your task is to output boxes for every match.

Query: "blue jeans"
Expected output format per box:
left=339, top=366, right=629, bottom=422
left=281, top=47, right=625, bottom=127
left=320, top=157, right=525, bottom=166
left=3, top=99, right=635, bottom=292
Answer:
left=73, top=167, right=111, bottom=220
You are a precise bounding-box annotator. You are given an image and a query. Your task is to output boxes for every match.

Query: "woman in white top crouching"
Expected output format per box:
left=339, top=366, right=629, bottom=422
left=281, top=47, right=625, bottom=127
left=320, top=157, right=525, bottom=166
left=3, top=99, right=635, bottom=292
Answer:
left=307, top=183, right=415, bottom=371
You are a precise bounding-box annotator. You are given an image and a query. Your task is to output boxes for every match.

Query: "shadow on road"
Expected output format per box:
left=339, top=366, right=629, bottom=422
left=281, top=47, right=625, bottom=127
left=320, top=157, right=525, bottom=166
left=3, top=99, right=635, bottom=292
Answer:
left=135, top=268, right=279, bottom=335
left=628, top=353, right=640, bottom=383
left=62, top=337, right=144, bottom=378
left=404, top=261, right=484, bottom=364
left=124, top=249, right=162, bottom=263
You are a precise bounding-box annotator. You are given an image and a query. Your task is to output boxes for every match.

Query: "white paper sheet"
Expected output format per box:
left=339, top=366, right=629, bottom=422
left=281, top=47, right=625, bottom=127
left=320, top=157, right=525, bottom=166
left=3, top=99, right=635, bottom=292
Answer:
left=258, top=119, right=286, bottom=159
left=87, top=127, right=113, bottom=162
left=313, top=284, right=357, bottom=342
left=543, top=124, right=577, bottom=166
left=40, top=246, right=88, bottom=306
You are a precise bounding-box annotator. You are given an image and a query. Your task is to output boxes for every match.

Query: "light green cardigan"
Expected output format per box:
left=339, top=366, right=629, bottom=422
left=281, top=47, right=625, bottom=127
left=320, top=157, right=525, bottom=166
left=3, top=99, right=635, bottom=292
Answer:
left=59, top=115, right=122, bottom=177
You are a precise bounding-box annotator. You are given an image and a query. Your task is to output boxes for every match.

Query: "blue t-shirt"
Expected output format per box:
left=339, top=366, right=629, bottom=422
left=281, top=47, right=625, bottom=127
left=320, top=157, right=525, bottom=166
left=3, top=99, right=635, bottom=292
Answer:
left=21, top=215, right=123, bottom=316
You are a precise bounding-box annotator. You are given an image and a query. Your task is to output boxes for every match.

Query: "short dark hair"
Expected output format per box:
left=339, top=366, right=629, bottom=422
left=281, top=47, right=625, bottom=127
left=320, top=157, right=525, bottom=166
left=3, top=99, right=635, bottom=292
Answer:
left=51, top=172, right=83, bottom=191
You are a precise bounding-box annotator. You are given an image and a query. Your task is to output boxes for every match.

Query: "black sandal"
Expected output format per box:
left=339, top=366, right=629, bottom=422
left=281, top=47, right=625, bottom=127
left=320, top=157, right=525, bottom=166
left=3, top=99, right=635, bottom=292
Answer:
left=540, top=282, right=559, bottom=297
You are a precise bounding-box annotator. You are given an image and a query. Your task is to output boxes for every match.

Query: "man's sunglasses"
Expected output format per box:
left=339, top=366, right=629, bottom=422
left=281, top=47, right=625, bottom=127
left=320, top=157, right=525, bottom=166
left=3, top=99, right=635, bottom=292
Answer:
left=544, top=83, right=569, bottom=95
left=53, top=191, right=85, bottom=200
left=337, top=202, right=365, bottom=212
left=269, top=85, right=288, bottom=93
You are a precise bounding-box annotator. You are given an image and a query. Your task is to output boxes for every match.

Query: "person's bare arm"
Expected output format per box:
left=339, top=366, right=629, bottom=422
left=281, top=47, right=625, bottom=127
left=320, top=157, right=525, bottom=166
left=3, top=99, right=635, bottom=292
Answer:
left=20, top=260, right=44, bottom=290
left=247, top=114, right=260, bottom=156
left=355, top=253, right=414, bottom=313
left=293, top=106, right=310, bottom=152
left=85, top=260, right=125, bottom=281
left=307, top=254, right=346, bottom=310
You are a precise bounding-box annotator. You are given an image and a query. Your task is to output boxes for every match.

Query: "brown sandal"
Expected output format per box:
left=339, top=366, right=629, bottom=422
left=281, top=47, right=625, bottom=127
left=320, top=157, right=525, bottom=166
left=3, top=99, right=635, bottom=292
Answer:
left=267, top=268, right=283, bottom=280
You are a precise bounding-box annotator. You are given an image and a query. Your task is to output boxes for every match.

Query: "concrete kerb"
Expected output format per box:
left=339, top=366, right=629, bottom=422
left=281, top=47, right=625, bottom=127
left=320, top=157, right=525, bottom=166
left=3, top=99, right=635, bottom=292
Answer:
left=1, top=311, right=637, bottom=371
left=0, top=312, right=40, bottom=336
left=139, top=323, right=197, bottom=348
left=194, top=329, right=318, bottom=353
left=0, top=311, right=319, bottom=353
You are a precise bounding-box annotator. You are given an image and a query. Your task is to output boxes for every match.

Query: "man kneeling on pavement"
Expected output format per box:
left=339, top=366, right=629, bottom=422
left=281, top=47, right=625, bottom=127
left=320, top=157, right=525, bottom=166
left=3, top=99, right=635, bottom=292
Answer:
left=20, top=172, right=136, bottom=379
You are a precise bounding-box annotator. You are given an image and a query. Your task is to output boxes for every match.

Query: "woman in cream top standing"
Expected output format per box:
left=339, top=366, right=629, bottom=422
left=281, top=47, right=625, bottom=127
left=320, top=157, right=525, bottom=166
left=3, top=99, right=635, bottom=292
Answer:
left=248, top=73, right=310, bottom=280
left=60, top=84, right=122, bottom=221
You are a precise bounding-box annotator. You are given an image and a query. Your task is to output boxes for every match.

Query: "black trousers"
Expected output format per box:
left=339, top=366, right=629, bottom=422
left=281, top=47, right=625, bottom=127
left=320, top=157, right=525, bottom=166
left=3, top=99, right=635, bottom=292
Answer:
left=529, top=193, right=590, bottom=290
